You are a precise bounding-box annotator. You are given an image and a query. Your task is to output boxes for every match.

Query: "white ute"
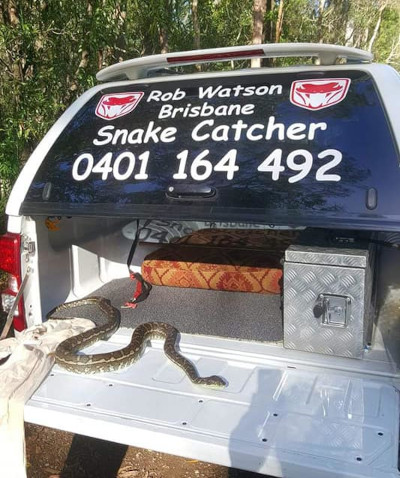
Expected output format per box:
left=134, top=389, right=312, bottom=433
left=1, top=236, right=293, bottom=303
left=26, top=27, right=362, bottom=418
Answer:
left=1, top=43, right=400, bottom=477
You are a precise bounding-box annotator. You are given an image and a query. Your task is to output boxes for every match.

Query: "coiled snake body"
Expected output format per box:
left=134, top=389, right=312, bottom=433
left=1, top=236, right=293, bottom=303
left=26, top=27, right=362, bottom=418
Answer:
left=48, top=297, right=226, bottom=389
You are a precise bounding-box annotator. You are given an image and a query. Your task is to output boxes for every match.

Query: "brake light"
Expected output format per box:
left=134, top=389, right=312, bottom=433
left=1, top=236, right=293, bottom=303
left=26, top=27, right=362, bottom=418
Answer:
left=0, top=233, right=26, bottom=331
left=166, top=48, right=265, bottom=64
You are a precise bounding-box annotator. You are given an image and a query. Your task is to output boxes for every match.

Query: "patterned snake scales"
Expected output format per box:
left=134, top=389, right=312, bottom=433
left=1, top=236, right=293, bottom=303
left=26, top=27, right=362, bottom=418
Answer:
left=47, top=297, right=226, bottom=389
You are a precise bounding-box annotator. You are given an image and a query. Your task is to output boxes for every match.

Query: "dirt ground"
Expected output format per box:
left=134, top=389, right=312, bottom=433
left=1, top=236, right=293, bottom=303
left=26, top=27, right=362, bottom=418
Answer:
left=25, top=424, right=265, bottom=478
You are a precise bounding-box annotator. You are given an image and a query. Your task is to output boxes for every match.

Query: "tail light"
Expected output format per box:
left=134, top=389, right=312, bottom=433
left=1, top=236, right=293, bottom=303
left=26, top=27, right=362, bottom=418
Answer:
left=166, top=48, right=265, bottom=64
left=0, top=233, right=26, bottom=331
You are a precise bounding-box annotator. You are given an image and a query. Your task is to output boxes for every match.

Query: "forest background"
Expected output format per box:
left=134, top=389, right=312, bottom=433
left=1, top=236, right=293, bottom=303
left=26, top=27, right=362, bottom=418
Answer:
left=0, top=0, right=400, bottom=227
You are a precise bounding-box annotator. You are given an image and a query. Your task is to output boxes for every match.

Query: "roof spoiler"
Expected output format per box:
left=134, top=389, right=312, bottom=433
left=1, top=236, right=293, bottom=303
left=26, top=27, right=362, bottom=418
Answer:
left=97, top=43, right=373, bottom=82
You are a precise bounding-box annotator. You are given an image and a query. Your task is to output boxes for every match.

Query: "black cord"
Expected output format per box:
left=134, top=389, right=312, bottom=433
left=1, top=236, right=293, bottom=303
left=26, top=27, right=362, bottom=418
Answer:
left=126, top=219, right=151, bottom=270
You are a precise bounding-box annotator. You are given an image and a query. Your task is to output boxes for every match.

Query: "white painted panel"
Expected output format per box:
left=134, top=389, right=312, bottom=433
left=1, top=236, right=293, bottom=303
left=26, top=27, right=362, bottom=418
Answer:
left=26, top=334, right=400, bottom=478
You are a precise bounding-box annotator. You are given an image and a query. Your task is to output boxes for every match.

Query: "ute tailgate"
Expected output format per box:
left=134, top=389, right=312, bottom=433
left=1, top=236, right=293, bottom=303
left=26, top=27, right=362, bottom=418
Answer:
left=25, top=330, right=400, bottom=478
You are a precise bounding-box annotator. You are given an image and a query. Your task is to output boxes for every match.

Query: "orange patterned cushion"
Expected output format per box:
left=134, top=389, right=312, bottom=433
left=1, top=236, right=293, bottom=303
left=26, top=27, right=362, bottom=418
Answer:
left=142, top=229, right=298, bottom=294
left=142, top=245, right=283, bottom=294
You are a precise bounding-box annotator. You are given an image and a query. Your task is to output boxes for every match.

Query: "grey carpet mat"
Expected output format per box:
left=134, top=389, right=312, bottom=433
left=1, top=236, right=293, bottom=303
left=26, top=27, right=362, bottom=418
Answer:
left=56, top=278, right=283, bottom=343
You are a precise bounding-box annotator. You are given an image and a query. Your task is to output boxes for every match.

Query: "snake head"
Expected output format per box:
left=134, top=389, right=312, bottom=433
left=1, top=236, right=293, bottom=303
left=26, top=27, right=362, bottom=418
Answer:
left=204, top=375, right=227, bottom=389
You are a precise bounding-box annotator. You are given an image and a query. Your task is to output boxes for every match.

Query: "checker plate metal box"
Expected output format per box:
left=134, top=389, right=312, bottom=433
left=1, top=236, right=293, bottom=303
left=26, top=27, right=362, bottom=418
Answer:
left=283, top=232, right=375, bottom=358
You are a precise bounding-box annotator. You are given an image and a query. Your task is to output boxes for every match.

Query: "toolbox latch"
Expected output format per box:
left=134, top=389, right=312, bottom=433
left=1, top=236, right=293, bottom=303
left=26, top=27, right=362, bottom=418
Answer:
left=315, top=294, right=351, bottom=328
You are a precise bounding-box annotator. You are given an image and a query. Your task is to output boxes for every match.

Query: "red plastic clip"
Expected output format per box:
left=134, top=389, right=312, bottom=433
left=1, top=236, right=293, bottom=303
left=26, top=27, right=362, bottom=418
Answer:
left=122, top=272, right=152, bottom=309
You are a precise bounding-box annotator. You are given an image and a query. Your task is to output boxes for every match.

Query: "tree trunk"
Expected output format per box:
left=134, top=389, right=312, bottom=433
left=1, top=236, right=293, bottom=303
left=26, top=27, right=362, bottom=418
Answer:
left=251, top=0, right=266, bottom=68
left=192, top=0, right=200, bottom=50
left=345, top=19, right=354, bottom=47
left=368, top=3, right=386, bottom=52
left=386, top=33, right=400, bottom=64
left=318, top=0, right=325, bottom=43
left=264, top=0, right=274, bottom=44
left=8, top=2, right=19, bottom=27
left=159, top=26, right=169, bottom=54
left=3, top=1, right=22, bottom=80
left=77, top=50, right=89, bottom=71
left=191, top=0, right=201, bottom=71
left=275, top=0, right=284, bottom=43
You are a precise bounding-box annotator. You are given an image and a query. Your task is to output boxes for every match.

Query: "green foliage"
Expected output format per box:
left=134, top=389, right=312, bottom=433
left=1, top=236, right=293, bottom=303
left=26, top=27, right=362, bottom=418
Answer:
left=375, top=6, right=400, bottom=70
left=0, top=0, right=125, bottom=211
left=203, top=0, right=253, bottom=49
left=280, top=0, right=317, bottom=43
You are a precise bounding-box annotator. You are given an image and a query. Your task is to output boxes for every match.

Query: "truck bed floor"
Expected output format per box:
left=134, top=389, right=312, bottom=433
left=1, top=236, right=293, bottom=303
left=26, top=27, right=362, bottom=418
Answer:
left=61, top=278, right=283, bottom=343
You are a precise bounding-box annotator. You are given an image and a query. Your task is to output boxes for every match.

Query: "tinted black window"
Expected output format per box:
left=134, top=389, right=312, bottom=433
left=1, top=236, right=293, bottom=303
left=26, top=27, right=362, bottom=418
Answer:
left=23, top=70, right=400, bottom=230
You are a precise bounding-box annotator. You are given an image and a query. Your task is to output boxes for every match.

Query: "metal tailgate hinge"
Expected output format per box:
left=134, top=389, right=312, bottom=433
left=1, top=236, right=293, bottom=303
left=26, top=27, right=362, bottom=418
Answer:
left=22, top=235, right=36, bottom=260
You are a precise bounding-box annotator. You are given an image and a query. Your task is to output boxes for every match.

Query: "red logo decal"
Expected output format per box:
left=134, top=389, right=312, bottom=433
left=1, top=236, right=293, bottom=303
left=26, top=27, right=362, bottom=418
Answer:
left=290, top=79, right=351, bottom=111
left=95, top=92, right=144, bottom=120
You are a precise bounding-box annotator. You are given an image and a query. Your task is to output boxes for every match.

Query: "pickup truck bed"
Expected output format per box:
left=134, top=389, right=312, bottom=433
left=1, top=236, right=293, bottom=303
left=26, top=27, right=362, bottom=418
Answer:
left=22, top=231, right=400, bottom=478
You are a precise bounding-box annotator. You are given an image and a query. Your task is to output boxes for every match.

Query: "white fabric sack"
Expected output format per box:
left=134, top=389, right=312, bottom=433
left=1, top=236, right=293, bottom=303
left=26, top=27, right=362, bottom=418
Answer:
left=0, top=318, right=94, bottom=478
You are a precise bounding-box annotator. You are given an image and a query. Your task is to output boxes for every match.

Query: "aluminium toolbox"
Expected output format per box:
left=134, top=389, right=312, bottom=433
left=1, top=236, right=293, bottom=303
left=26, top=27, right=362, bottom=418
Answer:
left=283, top=229, right=376, bottom=358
